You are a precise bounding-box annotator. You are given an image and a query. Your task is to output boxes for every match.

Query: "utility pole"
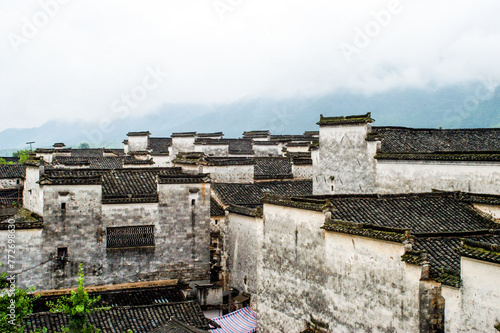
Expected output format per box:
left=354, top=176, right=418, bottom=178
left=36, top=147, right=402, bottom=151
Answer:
left=26, top=141, right=35, bottom=152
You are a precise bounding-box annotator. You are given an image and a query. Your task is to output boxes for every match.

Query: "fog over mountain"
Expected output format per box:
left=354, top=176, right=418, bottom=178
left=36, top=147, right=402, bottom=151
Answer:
left=1, top=83, right=498, bottom=153
left=1, top=0, right=499, bottom=145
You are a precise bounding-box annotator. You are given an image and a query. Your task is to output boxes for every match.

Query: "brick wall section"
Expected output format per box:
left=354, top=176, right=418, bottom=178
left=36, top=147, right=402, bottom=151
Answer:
left=10, top=180, right=210, bottom=290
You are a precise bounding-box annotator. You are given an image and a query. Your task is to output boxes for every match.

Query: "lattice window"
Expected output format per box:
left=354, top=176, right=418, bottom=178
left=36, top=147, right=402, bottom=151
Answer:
left=106, top=225, right=155, bottom=249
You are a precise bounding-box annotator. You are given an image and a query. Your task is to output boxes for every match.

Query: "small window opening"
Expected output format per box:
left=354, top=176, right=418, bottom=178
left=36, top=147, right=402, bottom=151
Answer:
left=331, top=185, right=334, bottom=192
left=215, top=219, right=218, bottom=225
left=16, top=179, right=20, bottom=184
left=61, top=203, right=66, bottom=210
left=191, top=199, right=196, bottom=206
left=57, top=247, right=68, bottom=260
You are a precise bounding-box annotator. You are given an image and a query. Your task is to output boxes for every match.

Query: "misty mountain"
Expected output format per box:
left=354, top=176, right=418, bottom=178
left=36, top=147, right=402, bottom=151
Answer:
left=1, top=83, right=499, bottom=153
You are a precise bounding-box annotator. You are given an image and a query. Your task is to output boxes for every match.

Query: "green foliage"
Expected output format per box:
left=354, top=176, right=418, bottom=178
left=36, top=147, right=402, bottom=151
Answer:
left=0, top=263, right=39, bottom=333
left=0, top=158, right=15, bottom=165
left=12, top=150, right=31, bottom=164
left=47, top=264, right=108, bottom=333
left=78, top=143, right=90, bottom=149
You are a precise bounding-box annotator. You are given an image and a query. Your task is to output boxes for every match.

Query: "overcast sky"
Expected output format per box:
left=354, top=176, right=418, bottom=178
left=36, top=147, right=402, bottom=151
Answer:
left=1, top=0, right=499, bottom=131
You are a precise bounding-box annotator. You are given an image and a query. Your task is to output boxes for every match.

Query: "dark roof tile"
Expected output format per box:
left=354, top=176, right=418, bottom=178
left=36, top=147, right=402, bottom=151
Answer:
left=314, top=192, right=499, bottom=234
left=149, top=138, right=172, bottom=154
left=212, top=180, right=312, bottom=207
left=228, top=139, right=254, bottom=154
left=372, top=127, right=500, bottom=153
left=317, top=113, right=374, bottom=126
left=254, top=157, right=292, bottom=180
left=211, top=198, right=225, bottom=216
left=25, top=301, right=211, bottom=333
left=0, top=164, right=26, bottom=178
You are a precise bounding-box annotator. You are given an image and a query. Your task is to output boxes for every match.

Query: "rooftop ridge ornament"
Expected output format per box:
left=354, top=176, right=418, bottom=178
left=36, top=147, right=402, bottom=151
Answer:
left=317, top=112, right=375, bottom=125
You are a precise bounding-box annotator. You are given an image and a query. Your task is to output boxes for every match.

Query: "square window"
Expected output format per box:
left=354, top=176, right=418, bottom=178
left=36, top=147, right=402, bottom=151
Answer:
left=57, top=247, right=68, bottom=260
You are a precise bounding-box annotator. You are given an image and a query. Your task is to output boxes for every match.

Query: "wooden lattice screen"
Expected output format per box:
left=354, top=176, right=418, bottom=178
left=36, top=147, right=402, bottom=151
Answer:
left=106, top=225, right=155, bottom=249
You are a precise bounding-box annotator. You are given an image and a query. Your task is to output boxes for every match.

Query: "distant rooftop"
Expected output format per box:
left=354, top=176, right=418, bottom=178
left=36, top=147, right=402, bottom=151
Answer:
left=317, top=112, right=374, bottom=126
left=127, top=131, right=151, bottom=136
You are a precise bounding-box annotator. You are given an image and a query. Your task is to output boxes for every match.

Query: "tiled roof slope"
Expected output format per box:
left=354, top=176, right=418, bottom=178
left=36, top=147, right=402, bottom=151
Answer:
left=242, top=130, right=269, bottom=138
left=40, top=168, right=185, bottom=204
left=413, top=236, right=500, bottom=276
left=103, top=169, right=180, bottom=203
left=372, top=127, right=500, bottom=153
left=0, top=207, right=42, bottom=229
left=150, top=318, right=208, bottom=333
left=211, top=198, right=225, bottom=216
left=53, top=156, right=124, bottom=169
left=71, top=149, right=106, bottom=157
left=212, top=180, right=312, bottom=207
left=456, top=192, right=500, bottom=206
left=316, top=192, right=499, bottom=234
left=0, top=164, right=26, bottom=178
left=33, top=284, right=186, bottom=313
left=457, top=238, right=500, bottom=265
left=254, top=157, right=293, bottom=180
left=317, top=113, right=374, bottom=126
left=150, top=137, right=172, bottom=154
left=228, top=139, right=254, bottom=154
left=25, top=301, right=211, bottom=333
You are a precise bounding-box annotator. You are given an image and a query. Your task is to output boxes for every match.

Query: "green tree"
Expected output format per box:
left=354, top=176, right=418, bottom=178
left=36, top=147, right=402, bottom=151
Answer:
left=12, top=150, right=31, bottom=164
left=47, top=264, right=107, bottom=333
left=78, top=143, right=90, bottom=149
left=0, top=263, right=39, bottom=333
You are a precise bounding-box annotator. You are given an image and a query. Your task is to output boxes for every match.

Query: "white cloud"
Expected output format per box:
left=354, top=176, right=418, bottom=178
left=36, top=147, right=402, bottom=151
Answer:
left=0, top=0, right=499, bottom=131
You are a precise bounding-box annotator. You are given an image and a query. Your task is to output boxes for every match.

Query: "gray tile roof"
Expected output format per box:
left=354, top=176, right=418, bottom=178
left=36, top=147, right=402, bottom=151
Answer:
left=25, top=301, right=211, bottom=333
left=317, top=113, right=374, bottom=125
left=39, top=167, right=188, bottom=204
left=262, top=191, right=500, bottom=286
left=319, top=192, right=499, bottom=234
left=150, top=318, right=208, bottom=332
left=228, top=139, right=254, bottom=154
left=211, top=198, right=225, bottom=216
left=372, top=127, right=500, bottom=154
left=149, top=137, right=172, bottom=154
left=53, top=156, right=124, bottom=169
left=0, top=164, right=26, bottom=179
left=254, top=157, right=292, bottom=180
left=212, top=180, right=312, bottom=207
left=411, top=235, right=500, bottom=286
left=33, top=284, right=187, bottom=313
left=242, top=130, right=270, bottom=138
left=127, top=131, right=151, bottom=136
left=0, top=207, right=42, bottom=229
